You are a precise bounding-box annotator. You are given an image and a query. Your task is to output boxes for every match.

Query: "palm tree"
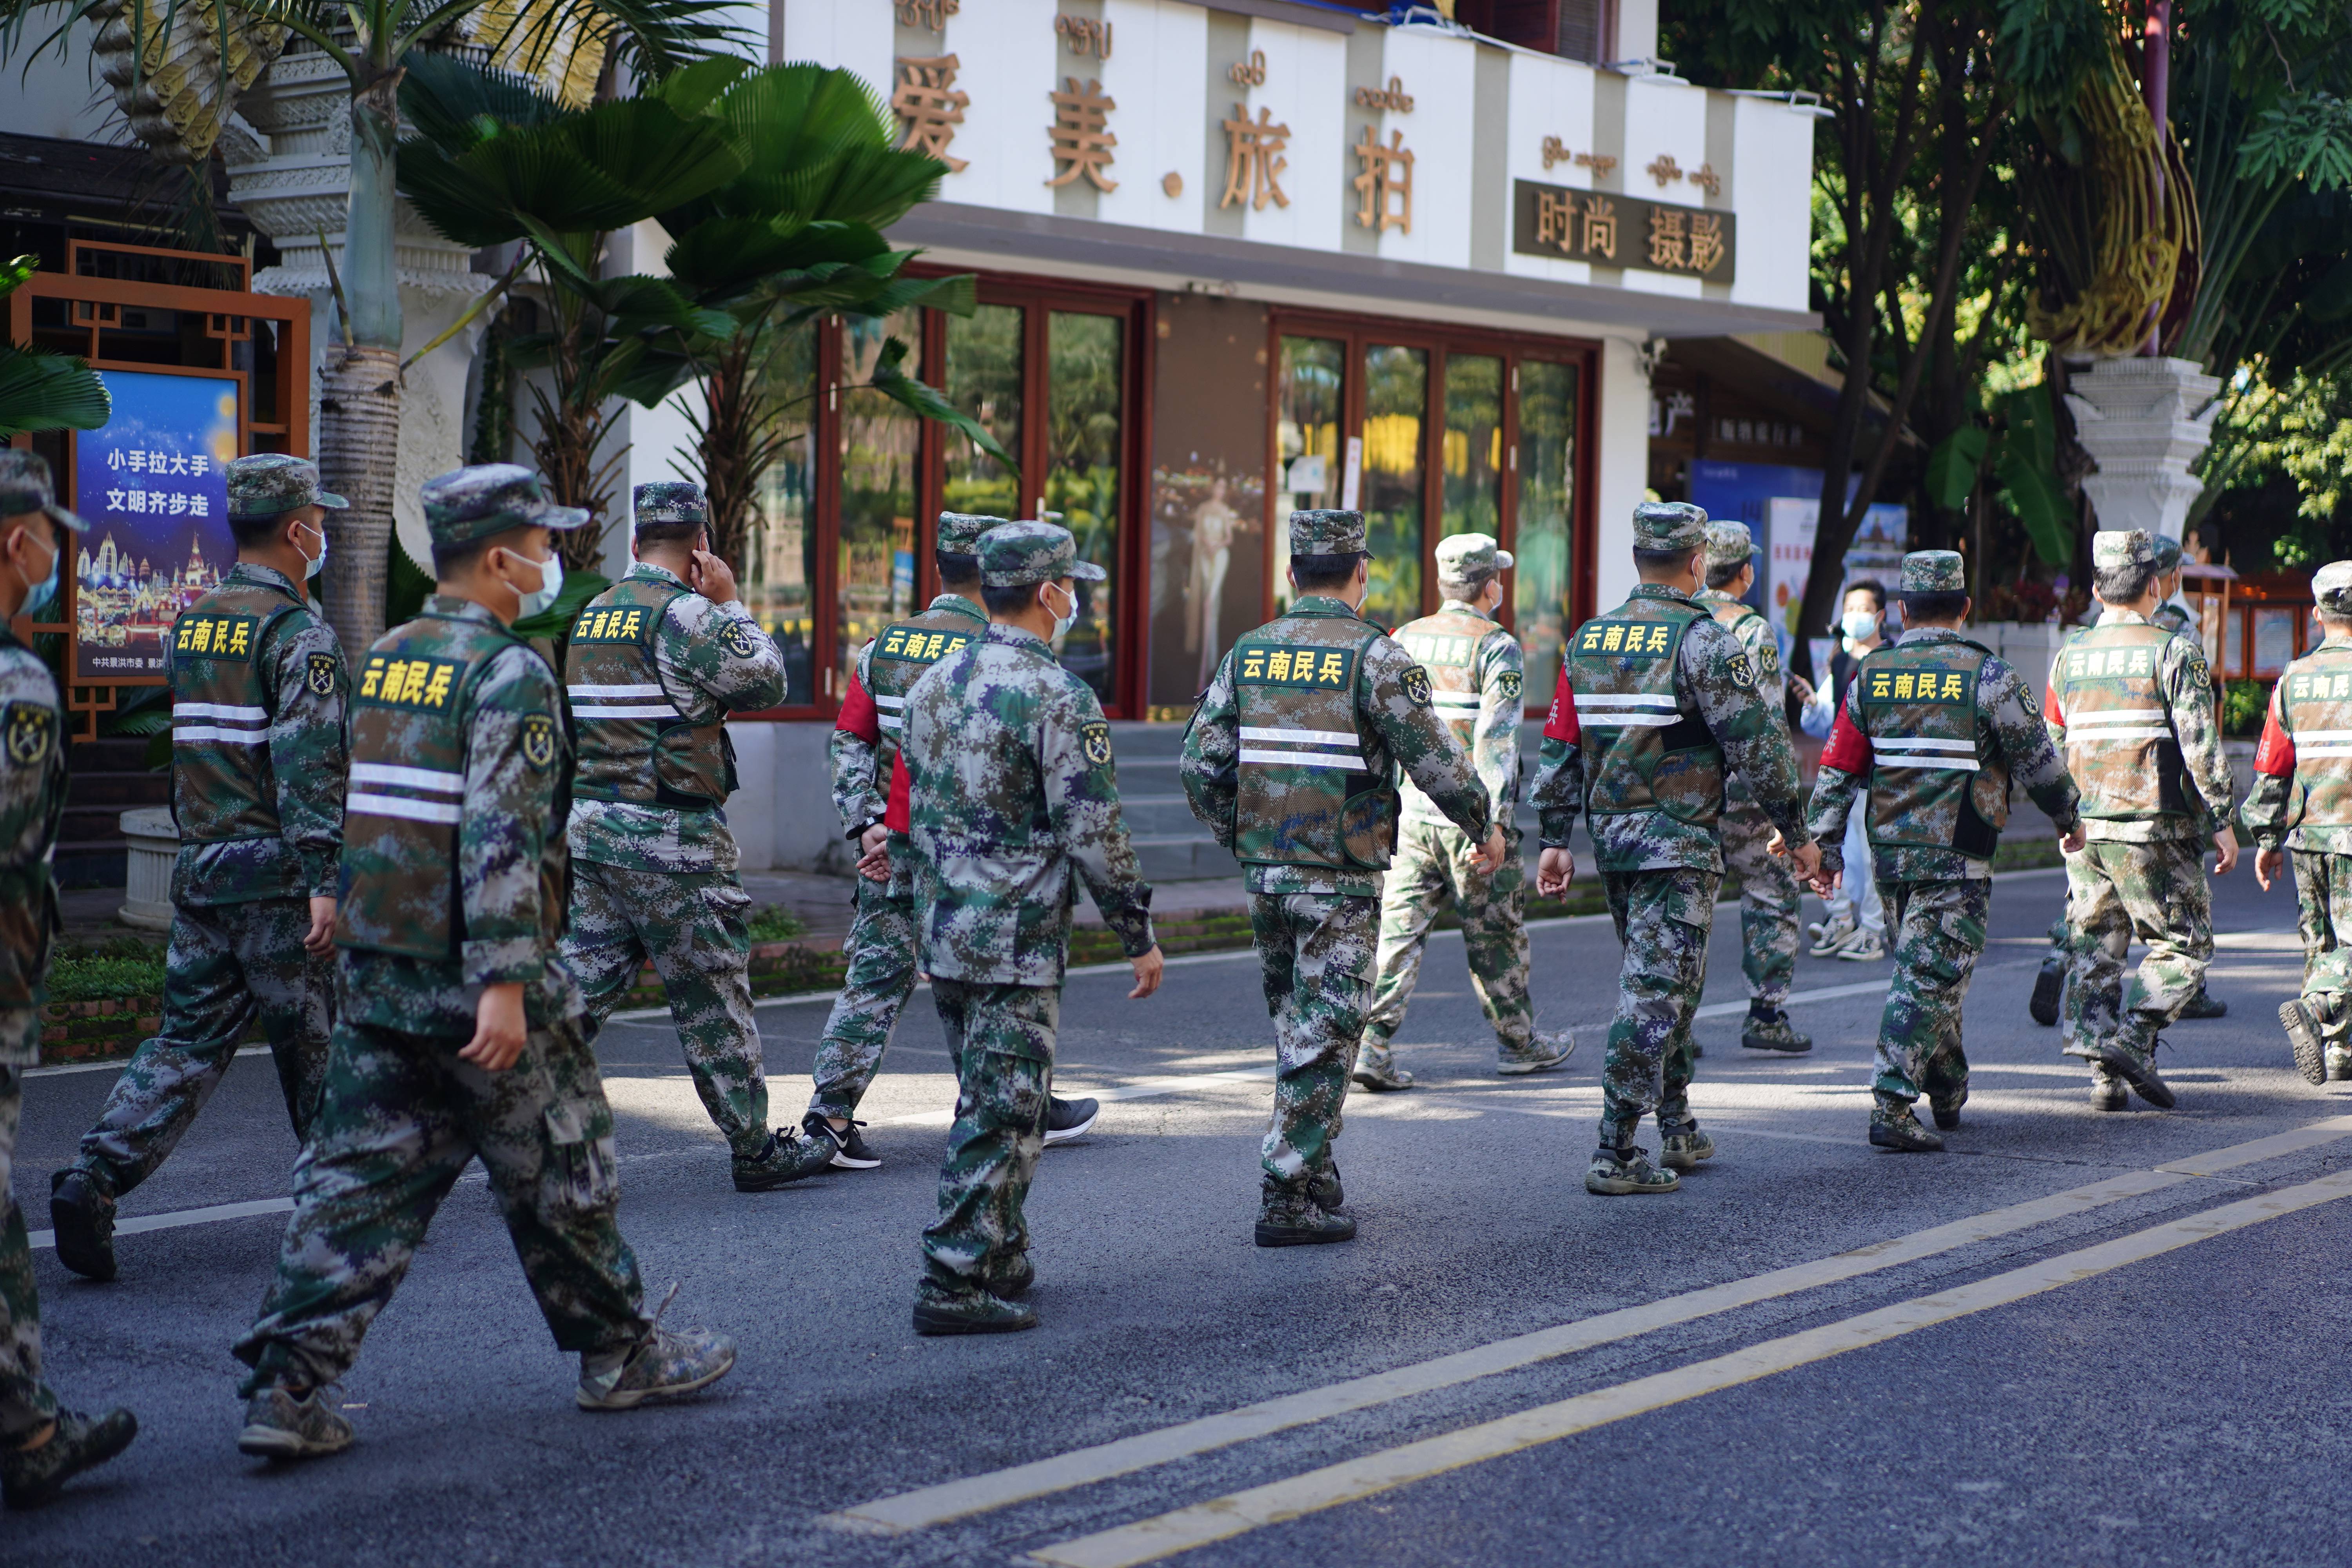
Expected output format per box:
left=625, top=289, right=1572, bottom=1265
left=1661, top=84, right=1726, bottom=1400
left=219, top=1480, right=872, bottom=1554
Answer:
left=0, top=0, right=742, bottom=658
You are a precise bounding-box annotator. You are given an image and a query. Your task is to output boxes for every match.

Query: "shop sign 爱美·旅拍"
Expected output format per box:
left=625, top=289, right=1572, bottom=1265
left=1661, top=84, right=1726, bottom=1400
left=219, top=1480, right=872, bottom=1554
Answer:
left=1511, top=179, right=1735, bottom=284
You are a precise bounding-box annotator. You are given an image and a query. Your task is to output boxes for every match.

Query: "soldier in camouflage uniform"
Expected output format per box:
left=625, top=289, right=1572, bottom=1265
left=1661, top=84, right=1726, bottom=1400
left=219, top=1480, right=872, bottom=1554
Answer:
left=2045, top=529, right=2239, bottom=1112
left=1532, top=502, right=1820, bottom=1196
left=1694, top=522, right=1811, bottom=1054
left=50, top=456, right=349, bottom=1282
left=2029, top=530, right=2226, bottom=1025
left=1804, top=552, right=2084, bottom=1151
left=2247, top=561, right=2352, bottom=1084
left=234, top=465, right=733, bottom=1460
left=1183, top=510, right=1503, bottom=1245
left=556, top=482, right=800, bottom=1191
left=898, top=522, right=1162, bottom=1334
left=1357, top=533, right=1571, bottom=1090
left=0, top=453, right=139, bottom=1506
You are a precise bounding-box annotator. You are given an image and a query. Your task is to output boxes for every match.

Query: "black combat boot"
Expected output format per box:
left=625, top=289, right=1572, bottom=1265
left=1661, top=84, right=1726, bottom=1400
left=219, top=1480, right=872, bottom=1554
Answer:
left=2029, top=959, right=2064, bottom=1027
left=1868, top=1105, right=1945, bottom=1152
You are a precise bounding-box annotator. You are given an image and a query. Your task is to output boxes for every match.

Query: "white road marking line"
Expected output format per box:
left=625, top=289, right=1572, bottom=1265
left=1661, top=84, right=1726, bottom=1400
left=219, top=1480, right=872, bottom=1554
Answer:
left=1030, top=1166, right=2352, bottom=1568
left=29, top=1195, right=292, bottom=1251
left=27, top=1045, right=271, bottom=1079
left=816, top=1114, right=2352, bottom=1537
left=868, top=1071, right=1267, bottom=1129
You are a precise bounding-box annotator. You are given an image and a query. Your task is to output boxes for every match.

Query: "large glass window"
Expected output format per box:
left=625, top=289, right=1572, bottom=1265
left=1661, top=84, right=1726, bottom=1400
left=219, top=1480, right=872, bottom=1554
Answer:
left=944, top=303, right=1024, bottom=521
left=1360, top=343, right=1426, bottom=629
left=1515, top=358, right=1580, bottom=701
left=836, top=311, right=922, bottom=699
left=1046, top=310, right=1124, bottom=702
left=1274, top=336, right=1345, bottom=610
left=1440, top=353, right=1503, bottom=548
left=744, top=321, right=818, bottom=707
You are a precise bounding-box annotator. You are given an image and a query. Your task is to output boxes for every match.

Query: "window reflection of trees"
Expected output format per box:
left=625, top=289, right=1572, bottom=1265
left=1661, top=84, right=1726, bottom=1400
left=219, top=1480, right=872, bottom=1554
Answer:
left=746, top=321, right=817, bottom=706
left=838, top=312, right=922, bottom=698
left=945, top=304, right=1023, bottom=520
left=1275, top=337, right=1345, bottom=610
left=1361, top=344, right=1426, bottom=630
left=1048, top=310, right=1122, bottom=702
left=1441, top=354, right=1503, bottom=546
left=1516, top=359, right=1579, bottom=705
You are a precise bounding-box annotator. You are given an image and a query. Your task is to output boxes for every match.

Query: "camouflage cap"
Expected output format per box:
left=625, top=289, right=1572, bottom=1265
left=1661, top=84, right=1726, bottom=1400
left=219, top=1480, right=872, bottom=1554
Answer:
left=0, top=449, right=87, bottom=534
left=2315, top=561, right=2352, bottom=615
left=1898, top=550, right=1967, bottom=594
left=1700, top=521, right=1759, bottom=570
left=2150, top=532, right=2183, bottom=572
left=225, top=454, right=347, bottom=520
left=978, top=520, right=1106, bottom=587
left=1435, top=531, right=1513, bottom=581
left=2091, top=529, right=2155, bottom=570
left=633, top=481, right=707, bottom=528
left=1633, top=500, right=1708, bottom=552
left=1290, top=509, right=1367, bottom=557
left=938, top=511, right=1006, bottom=556
left=420, top=463, right=589, bottom=549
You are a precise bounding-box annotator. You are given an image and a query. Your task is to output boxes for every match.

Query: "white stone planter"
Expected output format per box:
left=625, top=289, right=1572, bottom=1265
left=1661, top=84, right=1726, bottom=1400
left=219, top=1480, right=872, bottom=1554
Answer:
left=119, top=807, right=178, bottom=931
left=2063, top=357, right=2221, bottom=545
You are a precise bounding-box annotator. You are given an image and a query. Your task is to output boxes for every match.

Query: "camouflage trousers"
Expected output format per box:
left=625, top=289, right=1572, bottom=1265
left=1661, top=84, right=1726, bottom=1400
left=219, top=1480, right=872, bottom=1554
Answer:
left=71, top=896, right=333, bottom=1206
left=1721, top=788, right=1800, bottom=1007
left=1252, top=892, right=1376, bottom=1192
left=809, top=837, right=920, bottom=1122
left=0, top=1065, right=57, bottom=1442
left=921, top=980, right=1055, bottom=1292
left=1872, top=879, right=1989, bottom=1109
left=1363, top=819, right=1533, bottom=1064
left=234, top=1016, right=649, bottom=1394
left=2292, top=851, right=2352, bottom=1049
left=1597, top=868, right=1718, bottom=1149
left=565, top=861, right=768, bottom=1157
left=2060, top=838, right=2213, bottom=1062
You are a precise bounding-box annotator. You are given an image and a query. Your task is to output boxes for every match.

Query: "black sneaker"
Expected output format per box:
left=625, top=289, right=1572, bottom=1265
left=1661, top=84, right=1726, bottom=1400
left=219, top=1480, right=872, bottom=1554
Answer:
left=733, top=1126, right=838, bottom=1191
left=0, top=1407, right=137, bottom=1507
left=1739, top=1004, right=1811, bottom=1053
left=2179, top=987, right=2227, bottom=1019
left=2029, top=960, right=2064, bottom=1027
left=48, top=1168, right=117, bottom=1283
left=236, top=1386, right=353, bottom=1461
left=803, top=1112, right=880, bottom=1171
left=913, top=1281, right=1038, bottom=1335
left=1044, top=1096, right=1099, bottom=1146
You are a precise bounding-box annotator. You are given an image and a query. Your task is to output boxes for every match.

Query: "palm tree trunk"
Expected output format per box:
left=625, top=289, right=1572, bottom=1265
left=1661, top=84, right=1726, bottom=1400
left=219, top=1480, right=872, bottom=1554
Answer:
left=318, top=67, right=405, bottom=660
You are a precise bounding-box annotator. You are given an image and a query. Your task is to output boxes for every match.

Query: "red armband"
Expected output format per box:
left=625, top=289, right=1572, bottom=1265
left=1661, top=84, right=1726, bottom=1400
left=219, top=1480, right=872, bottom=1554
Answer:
left=1541, top=666, right=1579, bottom=744
left=1819, top=702, right=1874, bottom=773
left=835, top=670, right=882, bottom=744
left=885, top=751, right=912, bottom=832
left=2042, top=681, right=2065, bottom=726
left=2254, top=691, right=2297, bottom=778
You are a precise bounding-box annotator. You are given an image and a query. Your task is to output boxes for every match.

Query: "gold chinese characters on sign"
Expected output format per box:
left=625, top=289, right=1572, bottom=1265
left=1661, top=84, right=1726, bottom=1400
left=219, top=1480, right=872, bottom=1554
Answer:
left=894, top=0, right=956, bottom=29
left=1221, top=103, right=1290, bottom=211
left=1511, top=179, right=1734, bottom=281
left=1047, top=77, right=1118, bottom=191
left=1055, top=13, right=1111, bottom=59
left=1352, top=124, right=1413, bottom=234
left=893, top=55, right=969, bottom=172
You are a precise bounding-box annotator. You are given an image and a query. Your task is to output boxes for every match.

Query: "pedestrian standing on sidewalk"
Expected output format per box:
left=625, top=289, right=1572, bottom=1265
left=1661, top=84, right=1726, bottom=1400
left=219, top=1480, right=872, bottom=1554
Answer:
left=1800, top=580, right=1890, bottom=962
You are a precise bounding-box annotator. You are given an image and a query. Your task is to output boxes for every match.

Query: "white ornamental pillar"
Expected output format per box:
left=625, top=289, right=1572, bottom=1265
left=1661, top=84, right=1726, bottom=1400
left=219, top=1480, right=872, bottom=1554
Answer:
left=2061, top=356, right=2221, bottom=546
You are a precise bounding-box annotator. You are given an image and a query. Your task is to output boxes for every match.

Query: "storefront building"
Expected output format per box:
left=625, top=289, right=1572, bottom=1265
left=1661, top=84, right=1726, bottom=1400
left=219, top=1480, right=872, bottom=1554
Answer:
left=737, top=0, right=1820, bottom=739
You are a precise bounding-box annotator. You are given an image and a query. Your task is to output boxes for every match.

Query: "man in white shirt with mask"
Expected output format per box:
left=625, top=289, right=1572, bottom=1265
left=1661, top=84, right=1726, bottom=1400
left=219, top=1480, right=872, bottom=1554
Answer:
left=1800, top=581, right=1891, bottom=960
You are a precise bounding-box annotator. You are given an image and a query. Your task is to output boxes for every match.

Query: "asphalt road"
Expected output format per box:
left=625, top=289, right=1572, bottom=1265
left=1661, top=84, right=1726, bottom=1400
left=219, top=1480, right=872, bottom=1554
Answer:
left=9, top=858, right=2348, bottom=1567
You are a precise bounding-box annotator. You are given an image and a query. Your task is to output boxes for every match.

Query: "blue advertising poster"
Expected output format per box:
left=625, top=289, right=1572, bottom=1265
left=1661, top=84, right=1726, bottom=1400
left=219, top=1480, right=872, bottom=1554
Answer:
left=71, top=369, right=240, bottom=681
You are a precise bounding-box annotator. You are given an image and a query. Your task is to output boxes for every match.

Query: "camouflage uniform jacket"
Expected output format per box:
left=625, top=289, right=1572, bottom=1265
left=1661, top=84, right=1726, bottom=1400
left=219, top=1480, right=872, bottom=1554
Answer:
left=1532, top=584, right=1806, bottom=872
left=167, top=561, right=348, bottom=904
left=565, top=563, right=784, bottom=875
left=1393, top=599, right=1523, bottom=827
left=1180, top=595, right=1493, bottom=898
left=1808, top=626, right=2080, bottom=882
left=2043, top=607, right=2232, bottom=843
left=0, top=629, right=64, bottom=1065
left=2152, top=601, right=2197, bottom=639
left=1696, top=586, right=1790, bottom=803
left=339, top=596, right=583, bottom=1038
left=2246, top=636, right=2352, bottom=853
left=830, top=592, right=986, bottom=835
left=901, top=622, right=1155, bottom=985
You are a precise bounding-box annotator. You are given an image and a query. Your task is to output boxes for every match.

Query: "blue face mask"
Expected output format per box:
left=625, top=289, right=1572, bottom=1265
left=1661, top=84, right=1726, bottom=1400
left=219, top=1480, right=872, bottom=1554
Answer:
left=1841, top=609, right=1879, bottom=642
left=17, top=530, right=58, bottom=615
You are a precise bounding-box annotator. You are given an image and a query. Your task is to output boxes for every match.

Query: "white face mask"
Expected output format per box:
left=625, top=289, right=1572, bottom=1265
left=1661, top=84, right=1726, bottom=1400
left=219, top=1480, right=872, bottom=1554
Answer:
left=1042, top=581, right=1078, bottom=639
left=14, top=528, right=59, bottom=614
left=1841, top=609, right=1879, bottom=642
left=512, top=548, right=564, bottom=620
left=295, top=519, right=327, bottom=580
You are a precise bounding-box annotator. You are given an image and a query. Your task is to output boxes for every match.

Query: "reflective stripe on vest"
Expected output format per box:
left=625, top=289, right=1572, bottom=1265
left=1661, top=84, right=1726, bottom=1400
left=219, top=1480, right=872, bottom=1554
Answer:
left=2056, top=621, right=2184, bottom=819
left=565, top=578, right=731, bottom=811
left=1856, top=639, right=2005, bottom=853
left=1565, top=596, right=1722, bottom=826
left=1228, top=614, right=1393, bottom=870
left=2279, top=645, right=2352, bottom=828
left=169, top=579, right=306, bottom=842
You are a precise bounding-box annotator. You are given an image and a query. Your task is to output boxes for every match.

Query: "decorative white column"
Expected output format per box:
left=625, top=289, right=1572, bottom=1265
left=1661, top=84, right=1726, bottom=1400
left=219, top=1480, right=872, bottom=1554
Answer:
left=2062, top=356, right=2221, bottom=545
left=222, top=48, right=495, bottom=569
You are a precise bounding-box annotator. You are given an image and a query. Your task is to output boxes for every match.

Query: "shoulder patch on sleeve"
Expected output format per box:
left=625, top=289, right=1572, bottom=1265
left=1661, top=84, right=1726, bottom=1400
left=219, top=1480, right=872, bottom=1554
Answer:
left=1080, top=719, right=1114, bottom=768
left=4, top=700, right=57, bottom=768
left=519, top=712, right=559, bottom=773
left=1401, top=665, right=1433, bottom=707
left=1498, top=669, right=1522, bottom=703
left=1724, top=652, right=1757, bottom=691
left=720, top=618, right=760, bottom=660
left=305, top=652, right=339, bottom=698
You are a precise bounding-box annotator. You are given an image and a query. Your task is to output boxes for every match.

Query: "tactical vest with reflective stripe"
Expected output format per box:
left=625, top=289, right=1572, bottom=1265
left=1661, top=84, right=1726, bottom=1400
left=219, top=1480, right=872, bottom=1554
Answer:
left=2055, top=621, right=2185, bottom=820
left=1854, top=639, right=2007, bottom=855
left=1227, top=613, right=1392, bottom=871
left=168, top=577, right=307, bottom=843
left=336, top=610, right=550, bottom=959
left=566, top=577, right=735, bottom=811
left=1395, top=605, right=1493, bottom=749
left=861, top=600, right=985, bottom=780
left=1566, top=595, right=1724, bottom=826
left=2276, top=641, right=2352, bottom=829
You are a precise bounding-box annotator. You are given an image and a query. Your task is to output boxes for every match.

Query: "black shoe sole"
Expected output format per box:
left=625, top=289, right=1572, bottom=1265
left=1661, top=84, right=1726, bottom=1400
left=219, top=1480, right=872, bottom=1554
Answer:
left=2029, top=966, right=2063, bottom=1027
left=48, top=1191, right=117, bottom=1284
left=733, top=1163, right=830, bottom=1192
left=1350, top=1073, right=1415, bottom=1091
left=2283, top=1000, right=2330, bottom=1087
left=1043, top=1108, right=1099, bottom=1146
left=1254, top=1218, right=1358, bottom=1247
left=2094, top=1046, right=2177, bottom=1110
left=1739, top=1033, right=1813, bottom=1053
left=911, top=1305, right=1037, bottom=1335
left=1868, top=1125, right=1945, bottom=1152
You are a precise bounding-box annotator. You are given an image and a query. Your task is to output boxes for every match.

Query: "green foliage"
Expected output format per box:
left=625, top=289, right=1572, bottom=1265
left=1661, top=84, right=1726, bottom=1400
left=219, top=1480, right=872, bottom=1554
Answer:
left=744, top=903, right=806, bottom=943
left=2221, top=677, right=2272, bottom=737
left=1925, top=425, right=1989, bottom=511
left=511, top=566, right=608, bottom=642
left=1990, top=384, right=2073, bottom=567
left=46, top=942, right=167, bottom=1004
left=0, top=252, right=110, bottom=437
left=2205, top=370, right=2352, bottom=568
left=386, top=540, right=436, bottom=627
